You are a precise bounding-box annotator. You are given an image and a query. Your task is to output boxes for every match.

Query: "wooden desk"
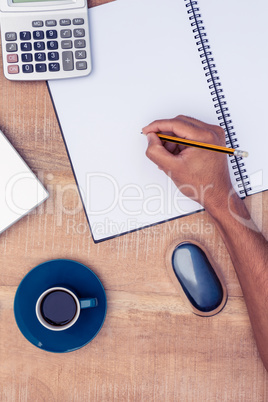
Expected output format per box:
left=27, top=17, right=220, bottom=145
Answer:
left=0, top=1, right=268, bottom=399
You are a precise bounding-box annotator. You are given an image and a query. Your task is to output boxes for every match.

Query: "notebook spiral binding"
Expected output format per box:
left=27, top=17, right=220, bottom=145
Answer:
left=185, top=0, right=251, bottom=195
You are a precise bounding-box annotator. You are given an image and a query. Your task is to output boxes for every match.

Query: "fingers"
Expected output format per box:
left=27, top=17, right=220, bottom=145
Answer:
left=142, top=115, right=226, bottom=145
left=145, top=132, right=179, bottom=172
left=142, top=116, right=203, bottom=142
left=178, top=115, right=226, bottom=145
left=143, top=117, right=196, bottom=139
left=163, top=141, right=178, bottom=154
left=174, top=115, right=227, bottom=145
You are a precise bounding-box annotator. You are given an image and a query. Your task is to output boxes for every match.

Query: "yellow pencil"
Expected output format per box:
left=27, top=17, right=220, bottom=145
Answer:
left=144, top=132, right=248, bottom=158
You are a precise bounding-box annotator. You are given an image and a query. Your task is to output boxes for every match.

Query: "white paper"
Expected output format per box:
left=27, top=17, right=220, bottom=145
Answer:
left=198, top=0, right=268, bottom=195
left=0, top=131, right=49, bottom=234
left=49, top=0, right=262, bottom=241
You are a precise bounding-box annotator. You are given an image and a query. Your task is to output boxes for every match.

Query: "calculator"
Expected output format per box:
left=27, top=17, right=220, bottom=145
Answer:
left=0, top=0, right=92, bottom=80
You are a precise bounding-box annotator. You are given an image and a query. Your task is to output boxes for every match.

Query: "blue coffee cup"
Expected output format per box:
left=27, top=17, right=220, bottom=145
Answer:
left=36, top=286, right=98, bottom=331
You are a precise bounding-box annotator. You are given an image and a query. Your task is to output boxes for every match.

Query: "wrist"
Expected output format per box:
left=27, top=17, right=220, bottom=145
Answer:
left=202, top=185, right=233, bottom=218
left=206, top=191, right=249, bottom=224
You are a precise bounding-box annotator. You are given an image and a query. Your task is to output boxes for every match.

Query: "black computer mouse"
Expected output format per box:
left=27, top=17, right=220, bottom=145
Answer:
left=166, top=241, right=227, bottom=316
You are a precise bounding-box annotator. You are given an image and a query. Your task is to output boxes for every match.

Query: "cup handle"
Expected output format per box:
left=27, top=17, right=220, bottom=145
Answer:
left=80, top=298, right=98, bottom=309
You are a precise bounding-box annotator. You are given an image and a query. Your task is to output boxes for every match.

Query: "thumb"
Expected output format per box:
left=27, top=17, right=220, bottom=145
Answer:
left=145, top=132, right=176, bottom=171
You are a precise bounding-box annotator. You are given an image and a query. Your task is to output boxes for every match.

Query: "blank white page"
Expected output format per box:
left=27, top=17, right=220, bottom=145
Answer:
left=0, top=131, right=49, bottom=234
left=48, top=0, right=231, bottom=241
left=199, top=0, right=268, bottom=195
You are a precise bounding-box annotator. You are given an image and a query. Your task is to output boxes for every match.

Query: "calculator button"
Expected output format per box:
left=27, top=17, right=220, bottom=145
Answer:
left=74, top=29, right=85, bottom=38
left=75, top=50, right=86, bottom=59
left=32, top=21, right=43, bottom=27
left=20, top=31, right=31, bottom=40
left=60, top=19, right=71, bottom=26
left=7, top=54, right=18, bottom=63
left=35, top=63, right=47, bottom=73
left=5, top=32, right=17, bottom=41
left=22, top=64, right=33, bottom=73
left=21, top=53, right=33, bottom=62
left=76, top=61, right=87, bottom=70
left=73, top=18, right=84, bottom=25
left=8, top=65, right=19, bottom=74
left=34, top=41, right=45, bottom=51
left=47, top=41, right=58, bottom=50
left=49, top=63, right=60, bottom=71
left=45, top=20, right=57, bottom=27
left=61, top=40, right=72, bottom=49
left=48, top=51, right=59, bottom=60
left=33, top=31, right=44, bottom=40
left=21, top=42, right=32, bottom=51
left=46, top=30, right=57, bottom=39
left=35, top=52, right=46, bottom=61
left=60, top=29, right=72, bottom=38
left=6, top=43, right=17, bottom=52
left=74, top=39, right=86, bottom=48
left=62, top=51, right=74, bottom=71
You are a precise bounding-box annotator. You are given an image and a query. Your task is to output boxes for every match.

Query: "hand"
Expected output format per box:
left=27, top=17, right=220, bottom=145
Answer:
left=142, top=115, right=233, bottom=212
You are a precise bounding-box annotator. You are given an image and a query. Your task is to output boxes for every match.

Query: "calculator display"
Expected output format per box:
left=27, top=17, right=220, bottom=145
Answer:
left=13, top=0, right=63, bottom=2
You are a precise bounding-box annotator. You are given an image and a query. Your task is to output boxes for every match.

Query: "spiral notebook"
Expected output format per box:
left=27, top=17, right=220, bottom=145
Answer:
left=48, top=0, right=268, bottom=242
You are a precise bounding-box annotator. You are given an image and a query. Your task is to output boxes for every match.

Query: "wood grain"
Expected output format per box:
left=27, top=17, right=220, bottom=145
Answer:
left=0, top=1, right=268, bottom=400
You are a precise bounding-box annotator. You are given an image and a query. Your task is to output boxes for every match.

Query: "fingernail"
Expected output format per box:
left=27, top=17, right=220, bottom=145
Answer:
left=146, top=132, right=154, bottom=143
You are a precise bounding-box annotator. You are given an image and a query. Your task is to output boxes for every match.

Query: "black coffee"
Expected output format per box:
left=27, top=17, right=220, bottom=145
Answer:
left=40, top=290, right=77, bottom=326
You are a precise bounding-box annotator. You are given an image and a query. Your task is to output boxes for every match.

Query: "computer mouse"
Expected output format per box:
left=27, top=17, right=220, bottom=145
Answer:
left=166, top=241, right=227, bottom=316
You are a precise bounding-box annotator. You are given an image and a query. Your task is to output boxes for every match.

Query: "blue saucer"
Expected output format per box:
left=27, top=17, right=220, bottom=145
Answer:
left=14, top=259, right=107, bottom=353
